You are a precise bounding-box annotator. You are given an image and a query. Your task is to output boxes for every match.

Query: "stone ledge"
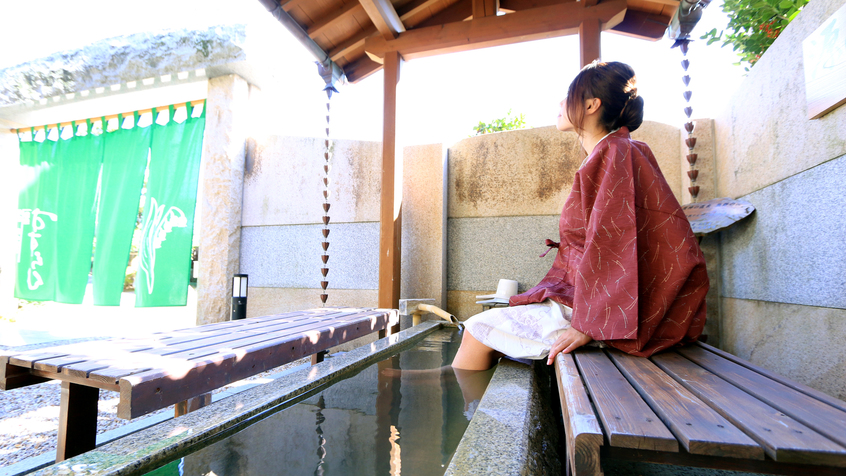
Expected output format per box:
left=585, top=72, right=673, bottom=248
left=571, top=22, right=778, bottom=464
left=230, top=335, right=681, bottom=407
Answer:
left=446, top=358, right=561, bottom=475
left=0, top=25, right=249, bottom=108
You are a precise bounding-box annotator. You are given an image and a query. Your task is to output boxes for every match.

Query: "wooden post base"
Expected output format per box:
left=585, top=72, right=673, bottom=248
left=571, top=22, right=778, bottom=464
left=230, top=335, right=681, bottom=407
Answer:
left=174, top=392, right=212, bottom=417
left=57, top=382, right=99, bottom=462
left=311, top=351, right=328, bottom=365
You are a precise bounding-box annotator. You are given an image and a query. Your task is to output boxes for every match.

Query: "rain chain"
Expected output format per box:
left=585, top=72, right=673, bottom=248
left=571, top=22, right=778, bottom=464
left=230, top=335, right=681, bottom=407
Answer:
left=318, top=62, right=340, bottom=306
left=314, top=395, right=327, bottom=475
left=679, top=40, right=700, bottom=201
left=320, top=95, right=332, bottom=305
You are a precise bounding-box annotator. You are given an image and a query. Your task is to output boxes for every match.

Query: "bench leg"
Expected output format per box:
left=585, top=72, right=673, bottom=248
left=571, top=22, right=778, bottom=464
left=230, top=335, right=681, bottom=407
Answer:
left=56, top=382, right=99, bottom=462
left=174, top=392, right=212, bottom=417
left=311, top=351, right=328, bottom=365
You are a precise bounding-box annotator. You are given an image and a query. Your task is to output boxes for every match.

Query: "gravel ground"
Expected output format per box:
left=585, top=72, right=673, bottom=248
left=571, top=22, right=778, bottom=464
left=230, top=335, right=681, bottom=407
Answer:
left=0, top=339, right=310, bottom=469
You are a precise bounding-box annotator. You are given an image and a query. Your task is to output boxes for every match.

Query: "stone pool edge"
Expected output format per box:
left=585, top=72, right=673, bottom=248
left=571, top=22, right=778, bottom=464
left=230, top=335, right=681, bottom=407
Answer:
left=446, top=359, right=562, bottom=476
left=32, top=321, right=444, bottom=476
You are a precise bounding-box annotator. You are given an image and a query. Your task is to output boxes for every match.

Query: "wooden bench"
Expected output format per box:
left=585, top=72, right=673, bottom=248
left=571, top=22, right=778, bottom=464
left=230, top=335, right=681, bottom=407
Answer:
left=555, top=342, right=846, bottom=476
left=0, top=307, right=398, bottom=462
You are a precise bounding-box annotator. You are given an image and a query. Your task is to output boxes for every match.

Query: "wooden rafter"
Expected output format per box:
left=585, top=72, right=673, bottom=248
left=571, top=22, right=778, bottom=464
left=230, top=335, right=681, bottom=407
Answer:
left=364, top=0, right=627, bottom=61
left=330, top=0, right=443, bottom=62
left=329, top=25, right=378, bottom=61
left=359, top=0, right=406, bottom=40
left=415, top=0, right=473, bottom=28
left=308, top=1, right=364, bottom=39
left=399, top=0, right=445, bottom=21
left=345, top=56, right=384, bottom=82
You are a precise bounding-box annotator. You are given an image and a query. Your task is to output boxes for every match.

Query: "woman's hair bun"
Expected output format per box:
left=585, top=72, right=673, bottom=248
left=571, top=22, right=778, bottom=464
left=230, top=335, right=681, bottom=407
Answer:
left=613, top=94, right=644, bottom=132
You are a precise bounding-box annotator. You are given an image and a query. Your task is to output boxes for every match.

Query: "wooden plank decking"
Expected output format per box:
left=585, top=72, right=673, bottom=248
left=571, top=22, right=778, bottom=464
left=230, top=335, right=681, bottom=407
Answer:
left=0, top=307, right=399, bottom=462
left=556, top=342, right=846, bottom=475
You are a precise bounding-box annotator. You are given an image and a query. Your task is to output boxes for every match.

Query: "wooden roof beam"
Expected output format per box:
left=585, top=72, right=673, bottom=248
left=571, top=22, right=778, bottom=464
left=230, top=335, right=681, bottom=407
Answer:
left=365, top=0, right=627, bottom=61
left=308, top=2, right=365, bottom=39
left=608, top=9, right=672, bottom=40
left=359, top=0, right=406, bottom=40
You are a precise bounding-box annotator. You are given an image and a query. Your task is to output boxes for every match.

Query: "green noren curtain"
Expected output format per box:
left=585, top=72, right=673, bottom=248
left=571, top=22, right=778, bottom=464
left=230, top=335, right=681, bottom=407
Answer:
left=135, top=105, right=206, bottom=307
left=92, top=118, right=152, bottom=306
left=15, top=127, right=104, bottom=303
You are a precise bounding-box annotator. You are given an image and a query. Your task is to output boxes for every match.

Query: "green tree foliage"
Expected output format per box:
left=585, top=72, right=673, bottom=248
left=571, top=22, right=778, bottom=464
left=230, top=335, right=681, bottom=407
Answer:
left=701, top=0, right=808, bottom=69
left=473, top=109, right=527, bottom=136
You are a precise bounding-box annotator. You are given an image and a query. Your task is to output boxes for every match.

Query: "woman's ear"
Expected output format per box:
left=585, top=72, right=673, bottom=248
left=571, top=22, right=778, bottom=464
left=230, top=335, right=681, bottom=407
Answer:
left=585, top=97, right=602, bottom=116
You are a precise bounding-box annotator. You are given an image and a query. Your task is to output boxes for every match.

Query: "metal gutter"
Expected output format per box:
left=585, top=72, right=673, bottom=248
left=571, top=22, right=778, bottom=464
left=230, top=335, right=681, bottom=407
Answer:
left=668, top=0, right=713, bottom=39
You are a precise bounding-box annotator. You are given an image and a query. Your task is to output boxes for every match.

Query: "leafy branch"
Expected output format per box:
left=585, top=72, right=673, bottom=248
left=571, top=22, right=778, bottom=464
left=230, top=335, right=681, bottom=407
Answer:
left=472, top=109, right=527, bottom=136
left=700, top=0, right=808, bottom=69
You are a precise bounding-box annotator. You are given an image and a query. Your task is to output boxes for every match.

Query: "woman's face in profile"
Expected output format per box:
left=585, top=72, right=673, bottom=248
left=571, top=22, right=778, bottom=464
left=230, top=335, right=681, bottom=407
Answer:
left=557, top=98, right=574, bottom=132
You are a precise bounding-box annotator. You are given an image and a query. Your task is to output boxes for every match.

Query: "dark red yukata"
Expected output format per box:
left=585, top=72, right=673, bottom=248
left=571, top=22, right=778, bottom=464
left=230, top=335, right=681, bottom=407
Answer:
left=510, top=127, right=708, bottom=357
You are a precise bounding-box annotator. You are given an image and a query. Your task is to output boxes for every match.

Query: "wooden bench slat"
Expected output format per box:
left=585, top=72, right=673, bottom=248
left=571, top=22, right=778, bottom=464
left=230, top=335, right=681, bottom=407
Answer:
left=575, top=348, right=678, bottom=452
left=678, top=345, right=846, bottom=449
left=695, top=342, right=846, bottom=414
left=653, top=351, right=846, bottom=467
left=81, top=310, right=387, bottom=383
left=116, top=309, right=395, bottom=419
left=607, top=349, right=763, bottom=460
left=9, top=351, right=72, bottom=368
left=133, top=309, right=370, bottom=358
left=554, top=352, right=604, bottom=476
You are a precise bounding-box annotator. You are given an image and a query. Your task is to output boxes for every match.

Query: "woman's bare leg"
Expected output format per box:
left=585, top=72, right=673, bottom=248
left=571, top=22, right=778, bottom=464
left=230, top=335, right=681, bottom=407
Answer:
left=451, top=331, right=503, bottom=370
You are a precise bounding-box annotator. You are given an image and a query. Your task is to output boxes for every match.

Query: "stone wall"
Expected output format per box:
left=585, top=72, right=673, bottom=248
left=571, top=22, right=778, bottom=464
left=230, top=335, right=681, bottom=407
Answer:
left=713, top=0, right=846, bottom=399
left=446, top=122, right=684, bottom=320
left=239, top=136, right=447, bottom=316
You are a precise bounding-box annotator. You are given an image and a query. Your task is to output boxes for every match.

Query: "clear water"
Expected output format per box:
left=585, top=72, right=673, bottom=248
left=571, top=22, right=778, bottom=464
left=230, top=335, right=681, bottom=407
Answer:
left=146, top=328, right=492, bottom=476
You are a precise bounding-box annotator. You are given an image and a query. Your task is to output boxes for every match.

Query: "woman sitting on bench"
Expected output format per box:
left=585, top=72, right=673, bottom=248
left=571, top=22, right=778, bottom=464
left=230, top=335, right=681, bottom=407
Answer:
left=453, top=61, right=709, bottom=370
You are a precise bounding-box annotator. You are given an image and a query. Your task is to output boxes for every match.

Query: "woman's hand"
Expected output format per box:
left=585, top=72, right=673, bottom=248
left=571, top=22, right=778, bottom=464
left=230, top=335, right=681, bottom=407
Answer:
left=547, top=327, right=593, bottom=365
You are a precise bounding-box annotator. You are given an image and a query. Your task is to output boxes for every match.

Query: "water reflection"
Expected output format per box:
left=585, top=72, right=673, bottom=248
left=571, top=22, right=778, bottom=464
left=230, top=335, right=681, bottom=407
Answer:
left=168, top=328, right=493, bottom=476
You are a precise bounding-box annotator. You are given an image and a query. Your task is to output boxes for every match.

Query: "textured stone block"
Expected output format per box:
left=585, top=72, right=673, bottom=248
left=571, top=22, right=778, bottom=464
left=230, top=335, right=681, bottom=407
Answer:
left=722, top=297, right=846, bottom=401
left=632, top=121, right=682, bottom=199
left=720, top=155, right=846, bottom=309
left=0, top=133, right=19, bottom=319
left=240, top=222, right=379, bottom=290
left=447, top=290, right=491, bottom=322
left=448, top=215, right=559, bottom=294
left=448, top=126, right=582, bottom=218
left=401, top=143, right=447, bottom=308
left=242, top=136, right=382, bottom=226
left=0, top=25, right=249, bottom=107
left=448, top=122, right=683, bottom=219
left=714, top=0, right=846, bottom=199
left=196, top=75, right=251, bottom=325
left=678, top=118, right=716, bottom=204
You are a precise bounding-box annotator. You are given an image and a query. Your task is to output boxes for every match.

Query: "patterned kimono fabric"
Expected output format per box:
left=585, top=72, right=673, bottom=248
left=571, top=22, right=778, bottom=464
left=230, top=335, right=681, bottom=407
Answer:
left=504, top=127, right=708, bottom=358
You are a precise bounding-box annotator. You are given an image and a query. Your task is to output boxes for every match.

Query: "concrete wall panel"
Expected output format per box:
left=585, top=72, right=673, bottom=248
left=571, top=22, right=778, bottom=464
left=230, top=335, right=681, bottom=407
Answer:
left=246, top=287, right=378, bottom=318
left=721, top=155, right=846, bottom=309
left=240, top=222, right=379, bottom=290
left=722, top=297, right=846, bottom=400
left=243, top=136, right=382, bottom=226
left=447, top=216, right=559, bottom=294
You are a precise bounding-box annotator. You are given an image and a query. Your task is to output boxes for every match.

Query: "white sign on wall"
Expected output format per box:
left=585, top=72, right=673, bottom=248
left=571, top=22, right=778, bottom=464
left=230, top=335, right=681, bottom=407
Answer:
left=803, top=2, right=846, bottom=119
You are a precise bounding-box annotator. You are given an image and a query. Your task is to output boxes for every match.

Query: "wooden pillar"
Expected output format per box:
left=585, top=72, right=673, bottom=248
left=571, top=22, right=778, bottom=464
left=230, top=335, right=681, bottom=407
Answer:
left=378, top=51, right=403, bottom=313
left=579, top=18, right=601, bottom=67
left=56, top=382, right=99, bottom=462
